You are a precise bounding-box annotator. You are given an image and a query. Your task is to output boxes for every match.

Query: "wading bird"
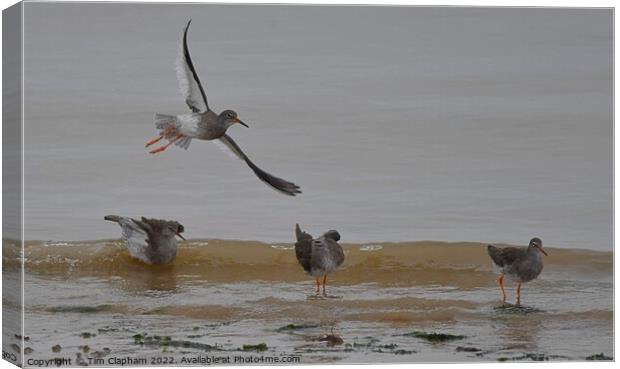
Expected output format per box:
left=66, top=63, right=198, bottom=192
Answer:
left=104, top=215, right=185, bottom=265
left=295, top=224, right=344, bottom=296
left=146, top=20, right=301, bottom=196
left=487, top=237, right=547, bottom=305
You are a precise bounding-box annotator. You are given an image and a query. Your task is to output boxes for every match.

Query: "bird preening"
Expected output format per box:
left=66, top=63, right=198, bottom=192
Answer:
left=104, top=215, right=185, bottom=265
left=487, top=237, right=547, bottom=306
left=295, top=223, right=345, bottom=297
left=146, top=20, right=301, bottom=197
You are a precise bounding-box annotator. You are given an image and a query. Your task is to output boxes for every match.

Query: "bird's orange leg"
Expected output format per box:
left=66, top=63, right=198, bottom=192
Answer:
left=149, top=134, right=184, bottom=154
left=322, top=275, right=327, bottom=296
left=516, top=282, right=522, bottom=306
left=315, top=278, right=320, bottom=294
left=145, top=126, right=176, bottom=148
left=498, top=275, right=507, bottom=303
left=145, top=136, right=163, bottom=148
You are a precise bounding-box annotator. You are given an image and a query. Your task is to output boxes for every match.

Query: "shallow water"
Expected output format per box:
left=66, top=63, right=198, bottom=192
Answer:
left=15, top=3, right=613, bottom=250
left=4, top=240, right=613, bottom=365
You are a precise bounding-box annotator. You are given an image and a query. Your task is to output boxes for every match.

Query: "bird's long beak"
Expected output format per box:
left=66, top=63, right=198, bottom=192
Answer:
left=536, top=245, right=548, bottom=256
left=176, top=232, right=186, bottom=241
left=234, top=117, right=249, bottom=128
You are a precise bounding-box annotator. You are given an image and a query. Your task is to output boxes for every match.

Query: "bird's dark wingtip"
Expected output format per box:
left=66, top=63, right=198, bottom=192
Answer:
left=183, top=19, right=192, bottom=33
left=271, top=181, right=301, bottom=196
left=286, top=187, right=302, bottom=197
left=288, top=184, right=302, bottom=196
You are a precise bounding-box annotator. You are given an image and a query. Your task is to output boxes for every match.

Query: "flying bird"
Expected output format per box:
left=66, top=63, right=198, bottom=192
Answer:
left=104, top=215, right=186, bottom=265
left=295, top=224, right=345, bottom=296
left=146, top=20, right=301, bottom=196
left=487, top=237, right=547, bottom=305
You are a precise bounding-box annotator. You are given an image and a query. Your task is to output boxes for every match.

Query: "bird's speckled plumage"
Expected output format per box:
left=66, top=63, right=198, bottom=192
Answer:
left=104, top=215, right=185, bottom=265
left=150, top=20, right=301, bottom=196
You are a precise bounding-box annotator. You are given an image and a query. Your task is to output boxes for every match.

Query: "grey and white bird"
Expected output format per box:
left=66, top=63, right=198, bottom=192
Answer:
left=146, top=20, right=301, bottom=196
left=487, top=237, right=547, bottom=305
left=104, top=215, right=186, bottom=265
left=295, top=224, right=345, bottom=296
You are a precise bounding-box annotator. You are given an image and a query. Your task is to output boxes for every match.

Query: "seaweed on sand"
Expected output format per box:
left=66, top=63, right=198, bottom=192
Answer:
left=49, top=305, right=112, bottom=313
left=377, top=344, right=398, bottom=350
left=372, top=344, right=415, bottom=355
left=132, top=334, right=145, bottom=344
left=403, top=331, right=465, bottom=343
left=493, top=304, right=544, bottom=315
left=586, top=353, right=612, bottom=360
left=499, top=353, right=571, bottom=361
left=241, top=343, right=268, bottom=352
left=277, top=323, right=320, bottom=332
left=517, top=353, right=549, bottom=361
left=132, top=333, right=217, bottom=351
left=393, top=349, right=415, bottom=355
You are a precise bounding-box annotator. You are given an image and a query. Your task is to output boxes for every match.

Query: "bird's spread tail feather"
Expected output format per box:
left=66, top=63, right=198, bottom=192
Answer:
left=295, top=223, right=303, bottom=241
left=175, top=136, right=192, bottom=150
left=153, top=114, right=191, bottom=150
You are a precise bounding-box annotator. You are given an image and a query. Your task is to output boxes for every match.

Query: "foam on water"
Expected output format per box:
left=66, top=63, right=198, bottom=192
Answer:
left=360, top=244, right=383, bottom=251
left=8, top=239, right=612, bottom=282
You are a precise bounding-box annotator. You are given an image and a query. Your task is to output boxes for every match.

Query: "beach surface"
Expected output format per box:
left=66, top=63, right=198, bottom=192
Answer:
left=4, top=239, right=613, bottom=365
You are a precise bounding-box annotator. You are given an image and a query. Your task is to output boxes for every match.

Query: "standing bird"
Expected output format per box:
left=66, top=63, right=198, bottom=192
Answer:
left=104, top=215, right=186, bottom=265
left=146, top=20, right=301, bottom=196
left=487, top=237, right=547, bottom=305
left=295, top=224, right=344, bottom=296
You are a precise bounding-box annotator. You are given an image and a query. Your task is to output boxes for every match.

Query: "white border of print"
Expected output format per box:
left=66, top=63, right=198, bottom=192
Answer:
left=0, top=2, right=616, bottom=369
